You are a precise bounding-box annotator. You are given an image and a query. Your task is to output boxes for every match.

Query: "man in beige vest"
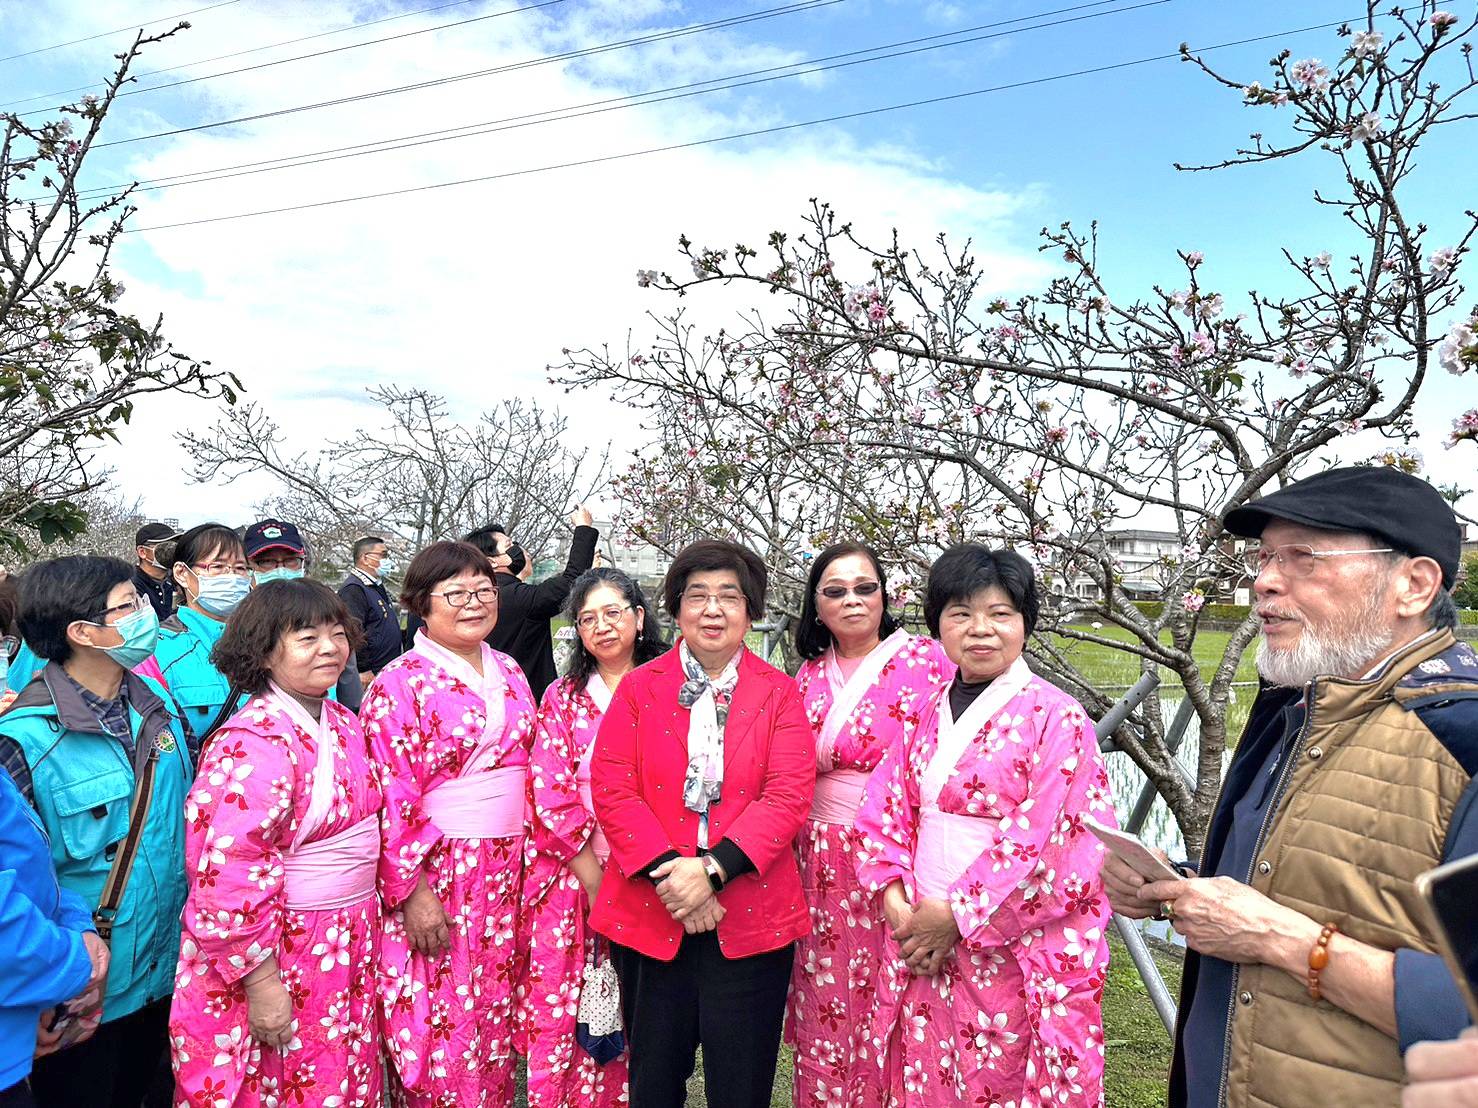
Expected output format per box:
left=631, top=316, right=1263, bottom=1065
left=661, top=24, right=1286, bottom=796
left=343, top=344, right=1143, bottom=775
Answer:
left=1105, top=466, right=1476, bottom=1108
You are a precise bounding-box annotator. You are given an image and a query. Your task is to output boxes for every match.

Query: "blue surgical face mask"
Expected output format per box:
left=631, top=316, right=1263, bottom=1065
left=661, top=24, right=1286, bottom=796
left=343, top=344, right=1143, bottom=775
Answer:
left=193, top=572, right=250, bottom=617
left=378, top=558, right=398, bottom=577
left=96, top=605, right=161, bottom=669
left=252, top=566, right=306, bottom=587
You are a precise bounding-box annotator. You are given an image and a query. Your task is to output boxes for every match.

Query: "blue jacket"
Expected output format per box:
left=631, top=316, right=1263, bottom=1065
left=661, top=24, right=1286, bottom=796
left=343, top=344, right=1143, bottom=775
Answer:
left=0, top=665, right=193, bottom=1023
left=154, top=606, right=233, bottom=738
left=0, top=765, right=94, bottom=1089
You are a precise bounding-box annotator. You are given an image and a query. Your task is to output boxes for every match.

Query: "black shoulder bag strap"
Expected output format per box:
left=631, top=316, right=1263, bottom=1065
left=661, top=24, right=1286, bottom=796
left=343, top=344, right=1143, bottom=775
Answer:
left=93, top=724, right=162, bottom=944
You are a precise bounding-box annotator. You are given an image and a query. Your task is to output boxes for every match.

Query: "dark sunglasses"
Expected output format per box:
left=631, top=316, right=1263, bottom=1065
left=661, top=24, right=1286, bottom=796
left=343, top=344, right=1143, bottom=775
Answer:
left=817, top=581, right=882, bottom=600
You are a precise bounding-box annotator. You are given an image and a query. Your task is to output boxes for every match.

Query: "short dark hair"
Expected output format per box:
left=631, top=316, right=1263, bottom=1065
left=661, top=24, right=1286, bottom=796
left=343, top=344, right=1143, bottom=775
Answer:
left=352, top=535, right=386, bottom=563
left=463, top=527, right=503, bottom=557
left=0, top=577, right=19, bottom=640
left=924, top=544, right=1040, bottom=638
left=166, top=523, right=244, bottom=571
left=17, top=555, right=133, bottom=663
left=400, top=540, right=496, bottom=617
left=211, top=579, right=364, bottom=695
left=562, top=568, right=667, bottom=688
left=661, top=539, right=767, bottom=618
left=795, top=542, right=902, bottom=660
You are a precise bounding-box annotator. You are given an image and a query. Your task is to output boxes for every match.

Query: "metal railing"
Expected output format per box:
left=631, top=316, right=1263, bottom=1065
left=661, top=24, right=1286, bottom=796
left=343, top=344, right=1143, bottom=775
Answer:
left=1096, top=671, right=1186, bottom=1035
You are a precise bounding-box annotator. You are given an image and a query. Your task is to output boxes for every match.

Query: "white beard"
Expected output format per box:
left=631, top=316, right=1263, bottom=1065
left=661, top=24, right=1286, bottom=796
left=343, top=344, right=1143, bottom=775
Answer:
left=1255, top=585, right=1395, bottom=688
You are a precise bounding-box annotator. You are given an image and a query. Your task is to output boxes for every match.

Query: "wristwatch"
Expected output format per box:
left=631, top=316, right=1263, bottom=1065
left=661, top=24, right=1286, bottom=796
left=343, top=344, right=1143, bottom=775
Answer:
left=700, top=853, right=725, bottom=892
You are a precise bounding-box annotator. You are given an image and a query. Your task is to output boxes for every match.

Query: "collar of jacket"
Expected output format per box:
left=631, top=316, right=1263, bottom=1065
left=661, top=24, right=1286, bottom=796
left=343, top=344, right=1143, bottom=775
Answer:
left=641, top=642, right=776, bottom=762
left=1303, top=628, right=1455, bottom=724
left=5, top=662, right=168, bottom=738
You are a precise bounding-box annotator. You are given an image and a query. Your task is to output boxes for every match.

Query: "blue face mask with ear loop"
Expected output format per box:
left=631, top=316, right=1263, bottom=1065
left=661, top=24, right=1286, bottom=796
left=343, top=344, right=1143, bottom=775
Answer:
left=182, top=566, right=250, bottom=617
left=252, top=566, right=306, bottom=587
left=94, top=605, right=161, bottom=669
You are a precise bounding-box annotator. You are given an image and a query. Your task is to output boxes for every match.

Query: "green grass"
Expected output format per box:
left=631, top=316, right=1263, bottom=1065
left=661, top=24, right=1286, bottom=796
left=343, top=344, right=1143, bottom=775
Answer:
left=514, top=931, right=1178, bottom=1106
left=1046, top=623, right=1260, bottom=744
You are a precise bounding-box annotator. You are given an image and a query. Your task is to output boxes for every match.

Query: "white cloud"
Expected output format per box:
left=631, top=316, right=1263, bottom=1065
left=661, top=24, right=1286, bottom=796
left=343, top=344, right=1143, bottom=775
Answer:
left=1, top=0, right=1050, bottom=526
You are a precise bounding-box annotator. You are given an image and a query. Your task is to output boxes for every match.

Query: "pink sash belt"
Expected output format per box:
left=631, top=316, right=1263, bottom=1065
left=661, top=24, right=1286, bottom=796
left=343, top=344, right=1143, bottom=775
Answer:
left=914, top=807, right=995, bottom=899
left=281, top=814, right=380, bottom=911
left=809, top=768, right=870, bottom=825
left=423, top=764, right=527, bottom=839
left=575, top=778, right=611, bottom=863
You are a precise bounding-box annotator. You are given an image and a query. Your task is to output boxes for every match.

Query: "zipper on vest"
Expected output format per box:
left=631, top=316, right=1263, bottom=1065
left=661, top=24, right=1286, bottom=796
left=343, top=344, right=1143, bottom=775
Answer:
left=1217, top=685, right=1317, bottom=1108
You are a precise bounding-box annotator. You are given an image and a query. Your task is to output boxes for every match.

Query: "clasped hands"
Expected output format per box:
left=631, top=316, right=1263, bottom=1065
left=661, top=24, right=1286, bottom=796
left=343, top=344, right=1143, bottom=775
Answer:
left=35, top=930, right=109, bottom=1058
left=884, top=883, right=960, bottom=976
left=652, top=856, right=725, bottom=934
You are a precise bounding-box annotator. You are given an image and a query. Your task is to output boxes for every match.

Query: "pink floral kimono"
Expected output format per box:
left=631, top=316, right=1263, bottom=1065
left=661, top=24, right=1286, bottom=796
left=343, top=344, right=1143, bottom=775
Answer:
left=361, top=631, right=536, bottom=1108
left=520, top=673, right=629, bottom=1108
left=787, top=631, right=952, bottom=1108
left=170, top=688, right=384, bottom=1108
left=855, top=658, right=1115, bottom=1108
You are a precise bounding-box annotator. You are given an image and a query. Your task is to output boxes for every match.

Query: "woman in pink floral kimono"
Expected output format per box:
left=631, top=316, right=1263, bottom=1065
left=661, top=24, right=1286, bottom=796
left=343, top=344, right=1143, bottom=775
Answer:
left=521, top=568, right=666, bottom=1107
left=855, top=546, right=1115, bottom=1108
left=786, top=543, right=952, bottom=1108
left=361, top=540, right=537, bottom=1108
left=170, top=579, right=383, bottom=1108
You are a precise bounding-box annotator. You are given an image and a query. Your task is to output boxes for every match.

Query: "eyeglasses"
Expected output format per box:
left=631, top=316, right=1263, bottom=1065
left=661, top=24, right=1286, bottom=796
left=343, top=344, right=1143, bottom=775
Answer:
left=93, top=593, right=148, bottom=622
left=817, top=581, right=882, bottom=601
left=680, top=588, right=747, bottom=613
left=432, top=586, right=500, bottom=608
left=251, top=554, right=305, bottom=571
left=191, top=561, right=250, bottom=577
left=576, top=604, right=634, bottom=631
left=1244, top=543, right=1395, bottom=578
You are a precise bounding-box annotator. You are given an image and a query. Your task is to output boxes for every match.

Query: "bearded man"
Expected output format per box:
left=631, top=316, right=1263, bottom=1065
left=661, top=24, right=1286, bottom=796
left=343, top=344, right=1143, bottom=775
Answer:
left=1105, top=466, right=1478, bottom=1108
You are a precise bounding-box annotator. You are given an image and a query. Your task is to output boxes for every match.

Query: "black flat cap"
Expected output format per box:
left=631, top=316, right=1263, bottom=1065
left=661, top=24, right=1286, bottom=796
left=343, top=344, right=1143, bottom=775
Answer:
left=135, top=522, right=179, bottom=546
left=1225, top=466, right=1462, bottom=588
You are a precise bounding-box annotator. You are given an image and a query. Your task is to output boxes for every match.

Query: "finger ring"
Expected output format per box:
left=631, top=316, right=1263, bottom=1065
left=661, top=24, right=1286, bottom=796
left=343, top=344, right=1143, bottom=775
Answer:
left=1161, top=900, right=1176, bottom=921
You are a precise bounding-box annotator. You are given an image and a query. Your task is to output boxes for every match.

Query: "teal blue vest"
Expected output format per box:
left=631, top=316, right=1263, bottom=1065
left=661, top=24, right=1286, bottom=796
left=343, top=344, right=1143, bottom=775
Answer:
left=0, top=670, right=193, bottom=1021
left=154, top=606, right=232, bottom=737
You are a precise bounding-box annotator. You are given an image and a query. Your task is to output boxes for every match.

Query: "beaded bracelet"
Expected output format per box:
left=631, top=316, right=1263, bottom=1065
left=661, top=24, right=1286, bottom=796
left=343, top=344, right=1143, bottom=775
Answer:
left=1307, top=922, right=1339, bottom=1001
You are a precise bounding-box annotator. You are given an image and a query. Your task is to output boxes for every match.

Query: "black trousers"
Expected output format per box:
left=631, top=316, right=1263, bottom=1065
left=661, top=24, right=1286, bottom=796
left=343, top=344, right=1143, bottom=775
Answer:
left=0, top=1082, right=36, bottom=1108
left=613, top=931, right=793, bottom=1108
left=29, top=998, right=172, bottom=1108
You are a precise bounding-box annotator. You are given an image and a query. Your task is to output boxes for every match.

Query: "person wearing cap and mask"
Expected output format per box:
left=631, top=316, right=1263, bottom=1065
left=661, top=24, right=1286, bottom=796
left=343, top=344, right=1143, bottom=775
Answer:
left=132, top=523, right=179, bottom=623
left=463, top=506, right=598, bottom=700
left=1102, top=466, right=1478, bottom=1108
left=245, top=519, right=364, bottom=711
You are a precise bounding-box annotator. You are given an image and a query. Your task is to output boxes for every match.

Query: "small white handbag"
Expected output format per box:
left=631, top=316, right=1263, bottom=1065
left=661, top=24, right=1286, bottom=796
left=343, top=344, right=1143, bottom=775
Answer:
left=575, top=938, right=626, bottom=1064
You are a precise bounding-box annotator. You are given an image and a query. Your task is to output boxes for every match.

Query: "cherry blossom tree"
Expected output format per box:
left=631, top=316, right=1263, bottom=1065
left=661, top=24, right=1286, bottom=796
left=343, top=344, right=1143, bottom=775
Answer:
left=178, top=386, right=607, bottom=574
left=0, top=24, right=236, bottom=553
left=557, top=4, right=1478, bottom=851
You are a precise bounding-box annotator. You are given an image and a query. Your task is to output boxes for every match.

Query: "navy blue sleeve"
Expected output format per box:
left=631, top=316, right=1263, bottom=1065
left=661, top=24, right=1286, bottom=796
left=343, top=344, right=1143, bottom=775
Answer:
left=1394, top=773, right=1478, bottom=1050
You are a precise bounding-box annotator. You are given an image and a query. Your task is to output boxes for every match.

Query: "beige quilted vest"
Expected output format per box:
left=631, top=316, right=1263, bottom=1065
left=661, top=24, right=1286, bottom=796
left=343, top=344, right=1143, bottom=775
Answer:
left=1220, top=631, right=1471, bottom=1108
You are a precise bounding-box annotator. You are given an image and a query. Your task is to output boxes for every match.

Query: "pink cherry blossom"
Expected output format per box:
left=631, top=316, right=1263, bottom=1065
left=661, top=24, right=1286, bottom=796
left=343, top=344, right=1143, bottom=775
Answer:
left=1447, top=408, right=1478, bottom=448
left=1290, top=356, right=1312, bottom=378
left=1182, top=591, right=1206, bottom=614
left=1428, top=246, right=1458, bottom=275
left=1438, top=316, right=1477, bottom=375
left=1429, top=11, right=1459, bottom=32
left=1290, top=58, right=1331, bottom=93
left=1350, top=112, right=1384, bottom=142
left=1045, top=426, right=1069, bottom=445
left=635, top=269, right=658, bottom=287
left=1312, top=251, right=1332, bottom=271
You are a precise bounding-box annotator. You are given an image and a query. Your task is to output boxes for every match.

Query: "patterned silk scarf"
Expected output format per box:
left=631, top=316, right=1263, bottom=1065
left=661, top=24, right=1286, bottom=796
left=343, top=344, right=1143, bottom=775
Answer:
left=677, top=639, right=742, bottom=848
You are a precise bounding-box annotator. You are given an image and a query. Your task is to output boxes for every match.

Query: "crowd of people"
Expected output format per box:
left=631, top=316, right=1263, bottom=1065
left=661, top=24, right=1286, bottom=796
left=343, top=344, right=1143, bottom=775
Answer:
left=0, top=465, right=1472, bottom=1108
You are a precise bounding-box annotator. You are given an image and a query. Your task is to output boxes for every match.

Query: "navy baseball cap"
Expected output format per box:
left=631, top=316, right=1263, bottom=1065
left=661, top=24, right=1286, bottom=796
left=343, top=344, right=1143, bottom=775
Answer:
left=243, top=519, right=307, bottom=559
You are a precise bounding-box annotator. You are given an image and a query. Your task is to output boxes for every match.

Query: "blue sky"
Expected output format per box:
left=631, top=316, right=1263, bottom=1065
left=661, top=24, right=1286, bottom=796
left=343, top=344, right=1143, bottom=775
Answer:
left=0, top=0, right=1473, bottom=524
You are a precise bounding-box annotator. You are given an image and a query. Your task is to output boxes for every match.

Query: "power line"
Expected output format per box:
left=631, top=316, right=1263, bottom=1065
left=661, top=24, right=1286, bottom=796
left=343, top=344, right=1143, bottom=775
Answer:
left=23, top=0, right=568, bottom=119
left=0, top=0, right=244, bottom=66
left=61, top=0, right=1161, bottom=201
left=124, top=16, right=1357, bottom=235
left=97, top=0, right=845, bottom=148
left=1, top=0, right=487, bottom=110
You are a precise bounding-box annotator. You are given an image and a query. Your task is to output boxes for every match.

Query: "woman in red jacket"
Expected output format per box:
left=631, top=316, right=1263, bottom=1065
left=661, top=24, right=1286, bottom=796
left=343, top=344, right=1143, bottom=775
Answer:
left=590, top=539, right=814, bottom=1108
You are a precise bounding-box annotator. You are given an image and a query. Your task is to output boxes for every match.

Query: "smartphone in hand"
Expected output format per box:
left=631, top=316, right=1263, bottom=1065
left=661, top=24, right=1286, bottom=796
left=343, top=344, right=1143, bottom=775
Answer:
left=1416, top=852, right=1478, bottom=1024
